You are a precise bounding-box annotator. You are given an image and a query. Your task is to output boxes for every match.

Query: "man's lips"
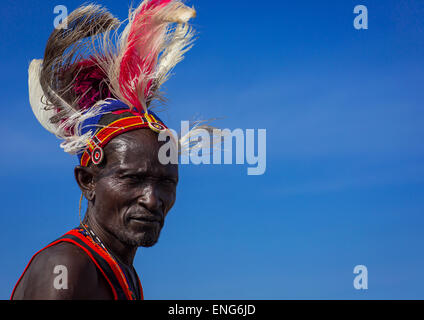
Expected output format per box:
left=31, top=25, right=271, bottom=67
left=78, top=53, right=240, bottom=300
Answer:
left=128, top=213, right=162, bottom=225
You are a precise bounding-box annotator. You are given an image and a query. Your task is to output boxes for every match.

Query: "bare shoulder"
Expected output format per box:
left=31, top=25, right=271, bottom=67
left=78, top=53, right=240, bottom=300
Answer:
left=12, top=241, right=113, bottom=300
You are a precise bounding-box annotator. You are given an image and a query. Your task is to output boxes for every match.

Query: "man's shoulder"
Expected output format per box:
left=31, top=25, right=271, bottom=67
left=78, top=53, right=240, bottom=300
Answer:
left=31, top=241, right=97, bottom=279
left=12, top=240, right=112, bottom=299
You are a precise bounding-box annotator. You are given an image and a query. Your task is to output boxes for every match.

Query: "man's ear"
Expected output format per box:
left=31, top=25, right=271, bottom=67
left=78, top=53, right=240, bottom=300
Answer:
left=74, top=166, right=96, bottom=201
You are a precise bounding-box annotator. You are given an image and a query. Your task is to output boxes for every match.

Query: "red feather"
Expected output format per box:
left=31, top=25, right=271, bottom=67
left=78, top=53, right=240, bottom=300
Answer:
left=119, top=0, right=172, bottom=112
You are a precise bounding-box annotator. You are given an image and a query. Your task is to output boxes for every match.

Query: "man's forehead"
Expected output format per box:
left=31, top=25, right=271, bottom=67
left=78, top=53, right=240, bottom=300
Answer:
left=102, top=129, right=177, bottom=175
left=108, top=129, right=161, bottom=157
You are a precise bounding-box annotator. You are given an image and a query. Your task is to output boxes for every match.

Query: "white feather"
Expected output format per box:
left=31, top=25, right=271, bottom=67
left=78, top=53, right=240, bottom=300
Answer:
left=59, top=99, right=113, bottom=154
left=155, top=23, right=195, bottom=90
left=162, top=3, right=196, bottom=23
left=29, top=59, right=112, bottom=155
left=179, top=121, right=223, bottom=156
left=28, top=59, right=60, bottom=135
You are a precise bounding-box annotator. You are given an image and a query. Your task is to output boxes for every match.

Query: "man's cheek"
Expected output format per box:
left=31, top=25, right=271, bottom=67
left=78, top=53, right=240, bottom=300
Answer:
left=166, top=193, right=177, bottom=213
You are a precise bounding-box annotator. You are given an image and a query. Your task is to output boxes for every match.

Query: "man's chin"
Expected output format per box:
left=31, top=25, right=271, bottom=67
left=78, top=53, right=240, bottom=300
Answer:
left=116, top=229, right=160, bottom=247
left=135, top=232, right=159, bottom=247
left=138, top=238, right=158, bottom=248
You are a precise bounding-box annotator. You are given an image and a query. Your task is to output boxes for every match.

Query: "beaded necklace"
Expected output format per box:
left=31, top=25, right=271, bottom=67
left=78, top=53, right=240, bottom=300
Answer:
left=80, top=223, right=138, bottom=299
left=78, top=193, right=138, bottom=299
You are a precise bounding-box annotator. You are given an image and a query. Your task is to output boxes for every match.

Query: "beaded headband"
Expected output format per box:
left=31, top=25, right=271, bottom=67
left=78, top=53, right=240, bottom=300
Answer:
left=78, top=99, right=167, bottom=166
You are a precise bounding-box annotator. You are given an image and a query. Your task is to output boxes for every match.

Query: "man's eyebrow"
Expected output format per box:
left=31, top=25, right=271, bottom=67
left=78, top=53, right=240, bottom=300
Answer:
left=94, top=166, right=118, bottom=180
left=93, top=164, right=144, bottom=180
left=118, top=167, right=178, bottom=181
left=115, top=167, right=149, bottom=175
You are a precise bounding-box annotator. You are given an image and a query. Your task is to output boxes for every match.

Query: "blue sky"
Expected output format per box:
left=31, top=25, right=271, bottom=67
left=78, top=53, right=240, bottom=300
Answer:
left=1, top=0, right=424, bottom=299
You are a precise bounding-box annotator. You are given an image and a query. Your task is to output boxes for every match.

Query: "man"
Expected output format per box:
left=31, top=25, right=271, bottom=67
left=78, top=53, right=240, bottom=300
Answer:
left=11, top=0, right=196, bottom=300
left=12, top=126, right=178, bottom=300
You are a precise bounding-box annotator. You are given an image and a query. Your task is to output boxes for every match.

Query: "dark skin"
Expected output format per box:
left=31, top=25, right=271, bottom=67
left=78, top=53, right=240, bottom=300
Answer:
left=12, top=129, right=178, bottom=300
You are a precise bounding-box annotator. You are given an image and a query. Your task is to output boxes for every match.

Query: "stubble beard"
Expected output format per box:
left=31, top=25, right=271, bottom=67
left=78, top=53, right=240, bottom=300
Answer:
left=114, top=225, right=162, bottom=248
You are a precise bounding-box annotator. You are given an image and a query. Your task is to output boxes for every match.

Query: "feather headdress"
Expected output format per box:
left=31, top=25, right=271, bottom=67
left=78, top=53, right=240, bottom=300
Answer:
left=29, top=1, right=197, bottom=161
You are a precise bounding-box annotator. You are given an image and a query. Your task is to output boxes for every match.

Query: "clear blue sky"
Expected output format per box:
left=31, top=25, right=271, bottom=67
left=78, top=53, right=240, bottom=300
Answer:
left=1, top=0, right=424, bottom=299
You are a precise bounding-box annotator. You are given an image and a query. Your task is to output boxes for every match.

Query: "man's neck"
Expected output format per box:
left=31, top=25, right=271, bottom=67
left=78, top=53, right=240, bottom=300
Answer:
left=84, top=212, right=137, bottom=266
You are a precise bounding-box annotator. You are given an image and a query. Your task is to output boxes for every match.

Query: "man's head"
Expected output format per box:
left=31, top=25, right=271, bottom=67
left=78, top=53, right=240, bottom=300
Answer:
left=27, top=0, right=197, bottom=248
left=75, top=128, right=178, bottom=248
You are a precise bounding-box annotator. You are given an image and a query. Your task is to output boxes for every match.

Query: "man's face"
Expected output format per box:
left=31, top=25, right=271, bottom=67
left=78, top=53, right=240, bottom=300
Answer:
left=90, top=129, right=178, bottom=247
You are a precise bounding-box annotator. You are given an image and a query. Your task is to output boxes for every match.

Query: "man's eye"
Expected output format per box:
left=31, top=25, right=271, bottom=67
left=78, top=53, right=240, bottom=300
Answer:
left=163, top=179, right=176, bottom=185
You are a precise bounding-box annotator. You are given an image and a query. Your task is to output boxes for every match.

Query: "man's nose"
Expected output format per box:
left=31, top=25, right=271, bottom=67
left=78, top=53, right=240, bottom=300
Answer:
left=138, top=184, right=163, bottom=213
